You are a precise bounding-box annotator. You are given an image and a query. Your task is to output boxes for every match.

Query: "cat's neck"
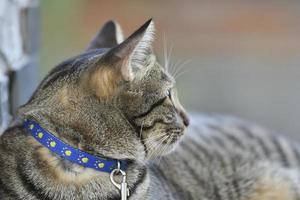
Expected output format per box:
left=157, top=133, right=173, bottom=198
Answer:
left=12, top=116, right=149, bottom=199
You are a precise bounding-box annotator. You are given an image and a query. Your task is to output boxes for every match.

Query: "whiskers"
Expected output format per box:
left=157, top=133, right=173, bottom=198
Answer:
left=142, top=128, right=175, bottom=161
left=163, top=35, right=192, bottom=80
left=163, top=34, right=172, bottom=73
left=171, top=59, right=191, bottom=80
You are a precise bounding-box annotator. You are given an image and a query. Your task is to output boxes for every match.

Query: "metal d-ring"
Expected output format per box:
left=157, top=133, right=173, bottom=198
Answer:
left=110, top=162, right=130, bottom=200
left=110, top=168, right=126, bottom=190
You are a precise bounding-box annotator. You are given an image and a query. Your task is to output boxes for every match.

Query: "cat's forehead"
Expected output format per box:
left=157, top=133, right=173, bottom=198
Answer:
left=133, top=63, right=174, bottom=91
left=153, top=63, right=175, bottom=84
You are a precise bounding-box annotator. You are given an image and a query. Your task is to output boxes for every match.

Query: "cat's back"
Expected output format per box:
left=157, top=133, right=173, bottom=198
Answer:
left=182, top=113, right=300, bottom=167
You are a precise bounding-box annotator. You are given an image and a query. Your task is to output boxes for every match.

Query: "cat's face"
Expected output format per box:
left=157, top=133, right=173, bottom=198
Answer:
left=21, top=20, right=189, bottom=161
left=118, top=60, right=189, bottom=159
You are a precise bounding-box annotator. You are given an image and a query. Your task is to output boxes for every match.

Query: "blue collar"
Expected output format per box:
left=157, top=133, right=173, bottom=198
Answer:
left=23, top=119, right=127, bottom=173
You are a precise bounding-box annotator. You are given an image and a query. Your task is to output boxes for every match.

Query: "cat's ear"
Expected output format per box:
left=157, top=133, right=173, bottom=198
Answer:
left=101, top=19, right=155, bottom=81
left=86, top=20, right=124, bottom=50
left=85, top=19, right=155, bottom=98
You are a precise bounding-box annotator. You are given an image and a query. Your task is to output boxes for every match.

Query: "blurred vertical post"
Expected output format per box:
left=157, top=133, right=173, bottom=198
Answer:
left=0, top=0, right=39, bottom=134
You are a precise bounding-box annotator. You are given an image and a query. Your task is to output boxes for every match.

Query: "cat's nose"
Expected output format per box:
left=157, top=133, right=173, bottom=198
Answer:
left=183, top=115, right=190, bottom=127
left=181, top=112, right=190, bottom=127
left=176, top=110, right=190, bottom=127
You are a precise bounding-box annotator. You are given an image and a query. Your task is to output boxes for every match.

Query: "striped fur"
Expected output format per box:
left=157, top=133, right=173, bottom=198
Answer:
left=2, top=115, right=300, bottom=199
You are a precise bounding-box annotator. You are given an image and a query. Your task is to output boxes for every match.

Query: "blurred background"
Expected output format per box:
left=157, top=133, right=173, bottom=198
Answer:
left=39, top=0, right=300, bottom=139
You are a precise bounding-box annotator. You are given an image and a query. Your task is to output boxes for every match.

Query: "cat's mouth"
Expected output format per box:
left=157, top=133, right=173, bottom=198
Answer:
left=162, top=127, right=184, bottom=144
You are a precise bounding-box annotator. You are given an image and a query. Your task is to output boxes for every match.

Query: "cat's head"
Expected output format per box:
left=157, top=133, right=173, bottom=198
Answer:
left=20, top=19, right=189, bottom=162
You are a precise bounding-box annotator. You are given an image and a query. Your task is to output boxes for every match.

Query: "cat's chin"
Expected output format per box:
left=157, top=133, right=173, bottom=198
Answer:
left=162, top=131, right=185, bottom=154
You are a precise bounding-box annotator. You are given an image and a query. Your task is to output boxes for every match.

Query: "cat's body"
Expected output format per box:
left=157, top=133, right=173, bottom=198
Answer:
left=0, top=19, right=299, bottom=200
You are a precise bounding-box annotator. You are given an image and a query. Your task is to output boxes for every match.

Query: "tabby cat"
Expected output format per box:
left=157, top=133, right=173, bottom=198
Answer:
left=0, top=19, right=300, bottom=200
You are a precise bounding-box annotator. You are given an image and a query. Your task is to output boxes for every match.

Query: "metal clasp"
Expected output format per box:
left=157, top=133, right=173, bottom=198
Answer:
left=110, top=162, right=130, bottom=200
